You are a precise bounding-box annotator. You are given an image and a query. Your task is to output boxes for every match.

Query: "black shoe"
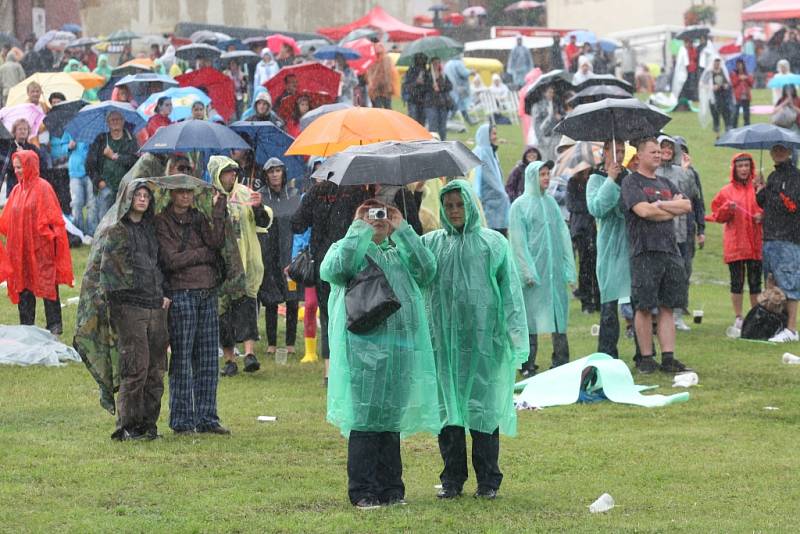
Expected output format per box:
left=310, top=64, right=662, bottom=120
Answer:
left=221, top=360, right=238, bottom=377
left=382, top=497, right=408, bottom=506
left=322, top=376, right=328, bottom=388
left=437, top=487, right=462, bottom=499
left=354, top=498, right=382, bottom=510
left=520, top=364, right=538, bottom=378
left=243, top=353, right=260, bottom=373
left=173, top=428, right=196, bottom=436
left=197, top=424, right=231, bottom=435
left=660, top=358, right=691, bottom=373
left=636, top=356, right=658, bottom=374
left=474, top=488, right=498, bottom=499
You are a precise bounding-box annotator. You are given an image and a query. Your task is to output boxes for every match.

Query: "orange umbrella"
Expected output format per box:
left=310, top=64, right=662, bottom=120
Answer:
left=285, top=107, right=432, bottom=156
left=68, top=71, right=106, bottom=89
left=121, top=57, right=155, bottom=69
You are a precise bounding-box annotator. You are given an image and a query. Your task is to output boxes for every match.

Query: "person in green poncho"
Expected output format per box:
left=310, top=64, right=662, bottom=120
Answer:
left=208, top=156, right=272, bottom=377
left=320, top=198, right=441, bottom=509
left=93, top=54, right=113, bottom=81
left=422, top=180, right=529, bottom=500
left=509, top=160, right=576, bottom=376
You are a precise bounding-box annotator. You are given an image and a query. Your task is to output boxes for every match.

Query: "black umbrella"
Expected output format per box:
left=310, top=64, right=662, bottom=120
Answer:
left=675, top=26, right=710, bottom=41
left=105, top=30, right=141, bottom=43
left=0, top=121, right=12, bottom=140
left=574, top=74, right=634, bottom=93
left=220, top=50, right=260, bottom=63
left=524, top=70, right=573, bottom=114
left=554, top=98, right=671, bottom=159
left=111, top=64, right=151, bottom=77
left=176, top=43, right=222, bottom=62
left=568, top=84, right=632, bottom=106
left=715, top=123, right=800, bottom=176
left=312, top=140, right=481, bottom=186
left=44, top=100, right=89, bottom=137
left=66, top=37, right=100, bottom=49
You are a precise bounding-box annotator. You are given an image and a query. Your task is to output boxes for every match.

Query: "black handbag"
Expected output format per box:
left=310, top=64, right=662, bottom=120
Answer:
left=345, top=255, right=402, bottom=334
left=287, top=248, right=316, bottom=286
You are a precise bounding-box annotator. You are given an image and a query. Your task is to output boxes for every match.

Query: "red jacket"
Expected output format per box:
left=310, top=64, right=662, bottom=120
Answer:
left=706, top=152, right=763, bottom=264
left=0, top=150, right=73, bottom=303
left=730, top=72, right=754, bottom=102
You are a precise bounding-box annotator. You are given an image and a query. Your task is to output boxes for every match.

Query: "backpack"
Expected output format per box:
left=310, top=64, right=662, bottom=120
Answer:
left=740, top=305, right=787, bottom=340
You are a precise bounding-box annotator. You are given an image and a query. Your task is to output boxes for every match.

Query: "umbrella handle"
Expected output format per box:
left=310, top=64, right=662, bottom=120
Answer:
left=612, top=121, right=617, bottom=164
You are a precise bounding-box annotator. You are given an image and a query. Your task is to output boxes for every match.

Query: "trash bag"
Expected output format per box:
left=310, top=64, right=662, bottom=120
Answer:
left=286, top=247, right=316, bottom=286
left=740, top=304, right=786, bottom=340
left=0, top=325, right=81, bottom=366
left=345, top=255, right=401, bottom=334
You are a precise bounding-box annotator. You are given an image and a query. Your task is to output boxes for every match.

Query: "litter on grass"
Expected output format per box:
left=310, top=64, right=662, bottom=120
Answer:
left=0, top=325, right=81, bottom=366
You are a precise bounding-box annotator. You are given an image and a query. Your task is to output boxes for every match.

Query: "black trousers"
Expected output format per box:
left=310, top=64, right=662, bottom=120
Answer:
left=371, top=96, right=392, bottom=109
left=48, top=168, right=71, bottom=214
left=18, top=288, right=62, bottom=334
left=347, top=430, right=404, bottom=504
left=316, top=280, right=331, bottom=359
left=438, top=425, right=502, bottom=492
left=264, top=300, right=298, bottom=346
left=523, top=333, right=569, bottom=373
left=573, top=234, right=600, bottom=310
left=598, top=300, right=620, bottom=358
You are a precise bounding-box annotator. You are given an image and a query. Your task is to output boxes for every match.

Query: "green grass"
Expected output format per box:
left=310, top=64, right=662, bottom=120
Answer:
left=2, top=90, right=800, bottom=532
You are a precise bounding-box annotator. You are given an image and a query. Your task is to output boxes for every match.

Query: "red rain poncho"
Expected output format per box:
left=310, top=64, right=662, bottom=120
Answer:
left=0, top=150, right=73, bottom=303
left=706, top=152, right=763, bottom=264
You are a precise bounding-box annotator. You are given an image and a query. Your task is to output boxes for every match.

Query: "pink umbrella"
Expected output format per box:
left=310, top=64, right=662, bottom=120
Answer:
left=462, top=6, right=487, bottom=17
left=266, top=34, right=301, bottom=55
left=504, top=1, right=544, bottom=12
left=0, top=103, right=45, bottom=141
left=343, top=38, right=377, bottom=75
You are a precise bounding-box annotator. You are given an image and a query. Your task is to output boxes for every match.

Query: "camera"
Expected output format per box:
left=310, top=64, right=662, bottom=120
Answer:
left=368, top=208, right=387, bottom=220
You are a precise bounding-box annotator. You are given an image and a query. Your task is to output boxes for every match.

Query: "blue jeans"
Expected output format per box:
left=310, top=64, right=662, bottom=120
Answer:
left=425, top=106, right=448, bottom=141
left=70, top=176, right=95, bottom=236
left=91, top=186, right=114, bottom=229
left=407, top=102, right=425, bottom=126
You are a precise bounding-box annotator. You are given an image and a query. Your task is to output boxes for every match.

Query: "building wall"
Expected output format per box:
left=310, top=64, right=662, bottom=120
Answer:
left=14, top=0, right=82, bottom=39
left=79, top=0, right=434, bottom=37
left=548, top=0, right=744, bottom=35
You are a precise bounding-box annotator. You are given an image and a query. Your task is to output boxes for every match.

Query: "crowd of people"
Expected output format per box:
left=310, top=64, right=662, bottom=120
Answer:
left=1, top=25, right=799, bottom=510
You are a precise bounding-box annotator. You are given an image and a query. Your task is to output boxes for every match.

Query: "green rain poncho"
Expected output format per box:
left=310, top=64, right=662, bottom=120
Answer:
left=93, top=54, right=113, bottom=81
left=75, top=172, right=245, bottom=413
left=422, top=180, right=529, bottom=436
left=321, top=219, right=442, bottom=438
left=509, top=161, right=576, bottom=334
left=208, top=155, right=269, bottom=299
left=586, top=170, right=631, bottom=304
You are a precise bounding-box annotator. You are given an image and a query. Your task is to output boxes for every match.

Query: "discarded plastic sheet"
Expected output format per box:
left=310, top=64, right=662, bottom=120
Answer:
left=764, top=406, right=780, bottom=411
left=589, top=493, right=615, bottom=513
left=257, top=416, right=277, bottom=422
left=672, top=372, right=699, bottom=388
left=0, top=325, right=81, bottom=366
left=515, top=353, right=689, bottom=408
left=782, top=353, right=800, bottom=365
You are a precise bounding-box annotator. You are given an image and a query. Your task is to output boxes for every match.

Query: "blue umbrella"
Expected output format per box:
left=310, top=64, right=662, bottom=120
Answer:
left=65, top=101, right=145, bottom=143
left=725, top=54, right=757, bottom=77
left=116, top=73, right=179, bottom=88
left=715, top=123, right=800, bottom=150
left=61, top=23, right=82, bottom=35
left=229, top=120, right=306, bottom=180
left=139, top=120, right=250, bottom=153
left=562, top=30, right=597, bottom=46
left=138, top=87, right=212, bottom=122
left=313, top=45, right=361, bottom=61
left=216, top=38, right=245, bottom=51
left=597, top=38, right=620, bottom=53
left=767, top=73, right=800, bottom=89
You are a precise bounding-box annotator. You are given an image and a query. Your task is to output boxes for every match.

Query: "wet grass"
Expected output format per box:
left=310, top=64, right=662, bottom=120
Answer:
left=2, top=90, right=799, bottom=532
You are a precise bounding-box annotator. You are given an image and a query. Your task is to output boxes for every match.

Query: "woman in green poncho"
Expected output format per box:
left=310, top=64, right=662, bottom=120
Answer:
left=320, top=198, right=441, bottom=509
left=509, top=160, right=576, bottom=376
left=422, top=179, right=529, bottom=500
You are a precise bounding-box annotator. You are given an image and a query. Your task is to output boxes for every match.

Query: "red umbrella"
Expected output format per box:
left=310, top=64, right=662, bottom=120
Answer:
left=277, top=90, right=335, bottom=123
left=343, top=38, right=377, bottom=75
left=265, top=63, right=342, bottom=103
left=175, top=67, right=236, bottom=122
left=266, top=34, right=300, bottom=55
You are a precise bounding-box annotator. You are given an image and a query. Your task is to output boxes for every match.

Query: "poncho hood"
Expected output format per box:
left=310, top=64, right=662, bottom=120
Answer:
left=729, top=152, right=755, bottom=184
left=523, top=160, right=548, bottom=198
left=440, top=179, right=483, bottom=235
left=12, top=149, right=40, bottom=188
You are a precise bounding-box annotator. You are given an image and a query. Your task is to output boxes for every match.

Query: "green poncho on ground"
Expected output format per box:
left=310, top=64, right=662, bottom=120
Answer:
left=74, top=173, right=245, bottom=414
left=321, top=219, right=441, bottom=438
left=208, top=155, right=270, bottom=299
left=509, top=161, right=576, bottom=334
left=586, top=171, right=631, bottom=303
left=422, top=179, right=529, bottom=436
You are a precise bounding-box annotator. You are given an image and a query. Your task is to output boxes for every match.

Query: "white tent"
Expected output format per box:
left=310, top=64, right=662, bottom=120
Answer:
left=464, top=36, right=552, bottom=52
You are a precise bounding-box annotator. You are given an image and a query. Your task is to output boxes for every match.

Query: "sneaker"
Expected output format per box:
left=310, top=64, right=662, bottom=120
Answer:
left=674, top=317, right=691, bottom=331
left=636, top=356, right=658, bottom=374
left=733, top=316, right=743, bottom=330
left=474, top=488, right=498, bottom=499
left=660, top=357, right=691, bottom=373
left=173, top=428, right=196, bottom=436
left=769, top=328, right=800, bottom=343
left=436, top=487, right=462, bottom=499
left=354, top=498, right=382, bottom=510
left=197, top=425, right=231, bottom=435
left=221, top=360, right=238, bottom=377
left=243, top=353, right=260, bottom=373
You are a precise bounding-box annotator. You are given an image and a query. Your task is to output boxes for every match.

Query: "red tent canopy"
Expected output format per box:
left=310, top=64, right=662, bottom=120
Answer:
left=318, top=6, right=440, bottom=42
left=742, top=0, right=800, bottom=22
left=175, top=67, right=236, bottom=122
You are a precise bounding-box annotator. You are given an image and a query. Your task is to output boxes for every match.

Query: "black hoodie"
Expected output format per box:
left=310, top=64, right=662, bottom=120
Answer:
left=757, top=160, right=800, bottom=244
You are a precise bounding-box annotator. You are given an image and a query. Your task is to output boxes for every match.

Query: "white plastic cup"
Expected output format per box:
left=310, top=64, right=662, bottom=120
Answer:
left=673, top=372, right=699, bottom=387
left=275, top=348, right=288, bottom=365
left=589, top=493, right=615, bottom=513
left=782, top=352, right=800, bottom=365
left=725, top=326, right=741, bottom=339
left=590, top=324, right=600, bottom=336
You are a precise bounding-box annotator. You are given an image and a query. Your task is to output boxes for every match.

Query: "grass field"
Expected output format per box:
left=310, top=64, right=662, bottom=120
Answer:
left=2, top=90, right=800, bottom=533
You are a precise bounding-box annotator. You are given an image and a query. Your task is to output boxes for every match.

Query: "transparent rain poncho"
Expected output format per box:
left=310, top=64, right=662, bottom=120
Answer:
left=321, top=219, right=442, bottom=437
left=508, top=161, right=576, bottom=334
left=422, top=179, right=529, bottom=436
left=586, top=170, right=631, bottom=304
